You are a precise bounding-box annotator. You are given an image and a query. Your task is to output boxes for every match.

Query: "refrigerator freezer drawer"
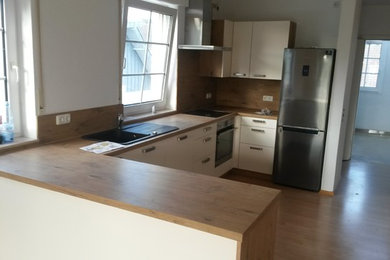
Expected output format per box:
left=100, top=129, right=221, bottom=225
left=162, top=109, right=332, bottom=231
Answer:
left=273, top=126, right=325, bottom=191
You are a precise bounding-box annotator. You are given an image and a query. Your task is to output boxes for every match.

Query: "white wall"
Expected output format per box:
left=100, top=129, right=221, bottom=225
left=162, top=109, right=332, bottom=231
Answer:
left=38, top=0, right=120, bottom=115
left=322, top=0, right=361, bottom=192
left=213, top=0, right=341, bottom=48
left=355, top=41, right=390, bottom=131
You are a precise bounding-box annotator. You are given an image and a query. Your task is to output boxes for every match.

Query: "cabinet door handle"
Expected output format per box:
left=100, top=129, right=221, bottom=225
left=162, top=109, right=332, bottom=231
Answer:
left=253, top=119, right=266, bottom=124
left=250, top=146, right=263, bottom=151
left=142, top=146, right=156, bottom=153
left=177, top=135, right=188, bottom=141
left=203, top=137, right=212, bottom=143
left=233, top=72, right=246, bottom=77
left=203, top=126, right=212, bottom=133
left=251, top=128, right=265, bottom=133
left=202, top=157, right=211, bottom=164
left=253, top=74, right=266, bottom=78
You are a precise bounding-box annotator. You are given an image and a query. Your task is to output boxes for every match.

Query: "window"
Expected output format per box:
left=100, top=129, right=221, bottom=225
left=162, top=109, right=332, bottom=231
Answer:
left=0, top=0, right=8, bottom=124
left=122, top=1, right=176, bottom=110
left=360, top=40, right=382, bottom=89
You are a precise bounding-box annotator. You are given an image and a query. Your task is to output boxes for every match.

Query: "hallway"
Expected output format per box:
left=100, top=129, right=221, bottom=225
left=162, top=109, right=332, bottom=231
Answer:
left=352, top=131, right=390, bottom=165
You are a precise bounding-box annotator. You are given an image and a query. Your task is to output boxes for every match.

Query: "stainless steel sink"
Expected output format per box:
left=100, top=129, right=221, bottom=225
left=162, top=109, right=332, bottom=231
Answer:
left=84, top=123, right=179, bottom=145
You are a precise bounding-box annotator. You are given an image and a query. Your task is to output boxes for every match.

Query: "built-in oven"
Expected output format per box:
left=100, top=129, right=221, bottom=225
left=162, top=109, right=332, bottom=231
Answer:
left=215, top=117, right=235, bottom=167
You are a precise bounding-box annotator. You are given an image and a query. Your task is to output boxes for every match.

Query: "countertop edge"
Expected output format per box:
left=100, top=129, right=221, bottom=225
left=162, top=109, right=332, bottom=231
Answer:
left=0, top=170, right=245, bottom=241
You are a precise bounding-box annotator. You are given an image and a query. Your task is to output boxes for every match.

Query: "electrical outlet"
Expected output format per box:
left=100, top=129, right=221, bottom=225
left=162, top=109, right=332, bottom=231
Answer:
left=263, top=95, right=273, bottom=102
left=206, top=92, right=212, bottom=99
left=56, top=113, right=71, bottom=125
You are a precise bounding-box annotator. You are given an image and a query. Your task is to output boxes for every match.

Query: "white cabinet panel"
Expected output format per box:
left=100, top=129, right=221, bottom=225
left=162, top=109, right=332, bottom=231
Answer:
left=231, top=21, right=294, bottom=80
left=237, top=116, right=277, bottom=175
left=240, top=126, right=276, bottom=147
left=238, top=144, right=274, bottom=174
left=117, top=123, right=217, bottom=176
left=117, top=139, right=171, bottom=167
left=240, top=117, right=277, bottom=129
left=231, top=22, right=252, bottom=78
left=250, top=21, right=292, bottom=80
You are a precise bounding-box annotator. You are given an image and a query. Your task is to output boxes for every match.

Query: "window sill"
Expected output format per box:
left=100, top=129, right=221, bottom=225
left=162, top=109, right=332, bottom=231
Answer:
left=0, top=137, right=38, bottom=153
left=123, top=109, right=177, bottom=124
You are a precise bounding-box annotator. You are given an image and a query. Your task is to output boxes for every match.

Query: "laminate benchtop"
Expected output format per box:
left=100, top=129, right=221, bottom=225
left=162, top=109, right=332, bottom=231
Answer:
left=0, top=113, right=280, bottom=242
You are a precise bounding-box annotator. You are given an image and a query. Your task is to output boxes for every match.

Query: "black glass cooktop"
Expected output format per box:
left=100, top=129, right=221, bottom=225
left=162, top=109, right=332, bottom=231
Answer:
left=184, top=109, right=230, bottom=118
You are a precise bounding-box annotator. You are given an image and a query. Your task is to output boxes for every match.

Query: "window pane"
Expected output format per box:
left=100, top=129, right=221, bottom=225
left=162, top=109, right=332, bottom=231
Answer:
left=361, top=58, right=367, bottom=73
left=149, top=12, right=171, bottom=44
left=366, top=58, right=379, bottom=74
left=126, top=7, right=150, bottom=42
left=123, top=42, right=146, bottom=75
left=364, top=74, right=377, bottom=88
left=122, top=75, right=143, bottom=105
left=360, top=74, right=365, bottom=87
left=363, top=44, right=368, bottom=57
left=142, top=74, right=164, bottom=102
left=145, top=44, right=168, bottom=73
left=368, top=43, right=381, bottom=58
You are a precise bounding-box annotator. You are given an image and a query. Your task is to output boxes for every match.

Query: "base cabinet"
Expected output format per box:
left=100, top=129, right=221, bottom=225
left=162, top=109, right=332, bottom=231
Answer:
left=117, top=123, right=217, bottom=176
left=237, top=117, right=276, bottom=174
left=238, top=144, right=274, bottom=174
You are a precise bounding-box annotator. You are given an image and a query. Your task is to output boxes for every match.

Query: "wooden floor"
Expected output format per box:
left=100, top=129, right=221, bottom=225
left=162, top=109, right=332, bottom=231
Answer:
left=222, top=160, right=390, bottom=259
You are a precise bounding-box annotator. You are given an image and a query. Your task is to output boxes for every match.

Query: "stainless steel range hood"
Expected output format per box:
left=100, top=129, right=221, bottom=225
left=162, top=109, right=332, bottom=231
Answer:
left=178, top=0, right=230, bottom=51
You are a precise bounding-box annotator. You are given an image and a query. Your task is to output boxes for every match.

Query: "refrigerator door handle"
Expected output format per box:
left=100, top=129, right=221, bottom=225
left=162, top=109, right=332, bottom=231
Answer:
left=281, top=126, right=321, bottom=135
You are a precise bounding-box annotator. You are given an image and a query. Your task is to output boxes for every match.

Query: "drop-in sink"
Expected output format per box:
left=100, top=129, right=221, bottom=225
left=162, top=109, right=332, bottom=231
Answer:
left=84, top=122, right=179, bottom=145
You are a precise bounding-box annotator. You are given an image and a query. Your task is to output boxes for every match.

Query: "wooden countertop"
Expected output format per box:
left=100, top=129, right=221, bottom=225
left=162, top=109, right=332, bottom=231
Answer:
left=0, top=113, right=280, bottom=242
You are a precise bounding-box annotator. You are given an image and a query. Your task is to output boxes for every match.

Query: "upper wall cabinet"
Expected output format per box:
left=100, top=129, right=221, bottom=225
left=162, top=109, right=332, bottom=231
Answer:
left=231, top=21, right=295, bottom=80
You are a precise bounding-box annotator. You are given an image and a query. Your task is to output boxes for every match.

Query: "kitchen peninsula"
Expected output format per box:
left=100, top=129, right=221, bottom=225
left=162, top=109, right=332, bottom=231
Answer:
left=0, top=113, right=280, bottom=260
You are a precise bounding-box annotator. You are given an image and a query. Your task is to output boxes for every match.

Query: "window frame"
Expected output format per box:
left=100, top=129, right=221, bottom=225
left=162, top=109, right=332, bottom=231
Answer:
left=0, top=0, right=9, bottom=123
left=121, top=0, right=177, bottom=115
left=360, top=40, right=383, bottom=92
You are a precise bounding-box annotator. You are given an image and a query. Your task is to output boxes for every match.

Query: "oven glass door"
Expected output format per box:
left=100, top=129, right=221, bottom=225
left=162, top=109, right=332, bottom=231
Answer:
left=215, top=127, right=234, bottom=167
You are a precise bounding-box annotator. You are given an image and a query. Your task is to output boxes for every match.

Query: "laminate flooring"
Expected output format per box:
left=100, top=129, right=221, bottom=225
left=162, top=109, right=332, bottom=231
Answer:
left=223, top=159, right=390, bottom=259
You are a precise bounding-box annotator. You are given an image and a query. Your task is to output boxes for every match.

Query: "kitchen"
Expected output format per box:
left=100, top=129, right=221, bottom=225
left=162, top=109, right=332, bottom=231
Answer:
left=1, top=0, right=388, bottom=259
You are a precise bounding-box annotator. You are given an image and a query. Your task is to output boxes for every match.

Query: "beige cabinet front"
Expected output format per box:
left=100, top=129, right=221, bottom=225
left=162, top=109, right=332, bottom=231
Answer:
left=117, top=123, right=217, bottom=176
left=231, top=22, right=252, bottom=78
left=238, top=116, right=277, bottom=174
left=231, top=21, right=294, bottom=80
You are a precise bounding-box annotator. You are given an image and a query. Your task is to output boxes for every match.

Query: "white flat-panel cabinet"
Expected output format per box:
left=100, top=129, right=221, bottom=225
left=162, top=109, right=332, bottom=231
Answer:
left=238, top=116, right=277, bottom=174
left=117, top=123, right=217, bottom=176
left=250, top=21, right=293, bottom=80
left=116, top=138, right=172, bottom=167
left=231, top=22, right=252, bottom=78
left=231, top=21, right=294, bottom=80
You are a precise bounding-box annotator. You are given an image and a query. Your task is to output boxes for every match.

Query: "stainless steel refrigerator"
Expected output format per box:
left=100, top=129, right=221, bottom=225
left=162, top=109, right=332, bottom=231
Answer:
left=273, top=48, right=336, bottom=191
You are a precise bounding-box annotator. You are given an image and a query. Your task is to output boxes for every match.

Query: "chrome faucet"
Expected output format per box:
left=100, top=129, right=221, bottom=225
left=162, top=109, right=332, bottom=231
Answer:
left=117, top=113, right=124, bottom=129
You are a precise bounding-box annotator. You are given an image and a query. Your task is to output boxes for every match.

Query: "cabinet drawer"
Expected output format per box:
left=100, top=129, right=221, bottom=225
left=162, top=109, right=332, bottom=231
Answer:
left=117, top=143, right=167, bottom=166
left=238, top=143, right=274, bottom=174
left=240, top=126, right=276, bottom=147
left=191, top=154, right=215, bottom=175
left=241, top=117, right=276, bottom=129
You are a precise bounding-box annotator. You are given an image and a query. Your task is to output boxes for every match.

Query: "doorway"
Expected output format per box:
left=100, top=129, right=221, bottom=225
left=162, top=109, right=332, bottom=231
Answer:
left=350, top=39, right=390, bottom=164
